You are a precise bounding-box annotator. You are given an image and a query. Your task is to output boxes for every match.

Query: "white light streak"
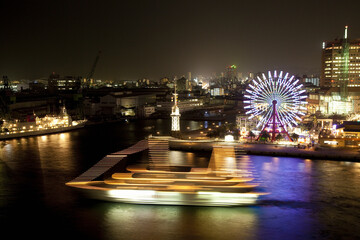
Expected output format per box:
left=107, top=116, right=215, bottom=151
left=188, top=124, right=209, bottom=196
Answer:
left=244, top=70, right=307, bottom=130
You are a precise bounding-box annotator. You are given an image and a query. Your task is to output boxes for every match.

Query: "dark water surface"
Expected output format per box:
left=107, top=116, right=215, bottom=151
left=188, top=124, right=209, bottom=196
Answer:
left=1, top=119, right=360, bottom=240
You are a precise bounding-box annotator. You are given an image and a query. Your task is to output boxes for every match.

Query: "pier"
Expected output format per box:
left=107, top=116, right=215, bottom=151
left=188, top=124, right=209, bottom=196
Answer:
left=67, top=139, right=149, bottom=184
left=169, top=139, right=360, bottom=161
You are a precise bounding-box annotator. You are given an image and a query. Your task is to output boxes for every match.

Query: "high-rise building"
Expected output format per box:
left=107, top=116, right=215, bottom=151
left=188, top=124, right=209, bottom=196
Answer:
left=320, top=26, right=360, bottom=89
left=225, top=65, right=237, bottom=81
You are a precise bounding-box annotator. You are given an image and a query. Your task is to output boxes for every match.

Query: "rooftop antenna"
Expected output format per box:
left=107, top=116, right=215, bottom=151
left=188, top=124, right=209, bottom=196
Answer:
left=174, top=77, right=178, bottom=106
left=344, top=25, right=348, bottom=39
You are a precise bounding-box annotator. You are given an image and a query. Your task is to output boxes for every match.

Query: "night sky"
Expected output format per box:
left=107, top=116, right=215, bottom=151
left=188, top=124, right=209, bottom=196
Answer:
left=1, top=0, right=360, bottom=81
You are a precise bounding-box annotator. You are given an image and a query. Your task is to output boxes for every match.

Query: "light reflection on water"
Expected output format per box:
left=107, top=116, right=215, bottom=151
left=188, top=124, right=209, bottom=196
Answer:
left=102, top=203, right=258, bottom=240
left=0, top=119, right=360, bottom=239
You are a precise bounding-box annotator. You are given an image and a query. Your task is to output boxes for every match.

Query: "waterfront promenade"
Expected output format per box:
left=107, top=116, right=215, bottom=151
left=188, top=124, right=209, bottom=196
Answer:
left=169, top=139, right=360, bottom=161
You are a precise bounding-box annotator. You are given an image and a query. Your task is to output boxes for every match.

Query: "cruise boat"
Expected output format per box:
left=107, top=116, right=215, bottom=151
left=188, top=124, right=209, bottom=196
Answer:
left=66, top=137, right=267, bottom=206
left=0, top=107, right=86, bottom=140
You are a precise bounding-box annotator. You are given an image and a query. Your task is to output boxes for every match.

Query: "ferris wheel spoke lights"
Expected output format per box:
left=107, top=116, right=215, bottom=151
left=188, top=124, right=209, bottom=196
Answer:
left=244, top=70, right=307, bottom=142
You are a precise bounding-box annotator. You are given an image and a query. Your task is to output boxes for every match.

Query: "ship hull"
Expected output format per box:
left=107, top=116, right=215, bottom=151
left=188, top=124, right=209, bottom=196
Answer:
left=0, top=123, right=85, bottom=140
left=72, top=186, right=260, bottom=206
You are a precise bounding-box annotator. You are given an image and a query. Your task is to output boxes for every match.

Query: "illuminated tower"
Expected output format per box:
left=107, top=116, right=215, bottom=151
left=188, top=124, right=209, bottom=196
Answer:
left=340, top=25, right=349, bottom=100
left=171, top=80, right=181, bottom=134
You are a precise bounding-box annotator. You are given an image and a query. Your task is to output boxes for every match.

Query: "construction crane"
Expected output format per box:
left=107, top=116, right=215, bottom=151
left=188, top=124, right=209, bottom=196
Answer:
left=84, top=51, right=101, bottom=87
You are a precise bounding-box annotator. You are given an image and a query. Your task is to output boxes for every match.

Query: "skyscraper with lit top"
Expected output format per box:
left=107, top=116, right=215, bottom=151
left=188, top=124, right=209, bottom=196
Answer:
left=321, top=26, right=360, bottom=90
left=319, top=26, right=360, bottom=114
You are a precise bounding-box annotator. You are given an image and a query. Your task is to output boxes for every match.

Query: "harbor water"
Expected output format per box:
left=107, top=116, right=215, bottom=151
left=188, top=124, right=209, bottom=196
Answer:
left=0, top=119, right=360, bottom=239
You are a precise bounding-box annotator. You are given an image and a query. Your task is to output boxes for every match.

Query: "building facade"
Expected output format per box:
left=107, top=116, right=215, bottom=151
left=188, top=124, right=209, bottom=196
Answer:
left=302, top=75, right=320, bottom=86
left=321, top=26, right=360, bottom=88
left=48, top=73, right=82, bottom=92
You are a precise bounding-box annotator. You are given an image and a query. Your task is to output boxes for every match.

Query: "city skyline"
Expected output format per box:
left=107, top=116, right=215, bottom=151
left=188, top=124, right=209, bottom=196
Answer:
left=1, top=0, right=360, bottom=81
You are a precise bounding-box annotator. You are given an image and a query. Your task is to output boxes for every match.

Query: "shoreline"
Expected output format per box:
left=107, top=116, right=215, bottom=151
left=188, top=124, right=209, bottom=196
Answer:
left=169, top=139, right=360, bottom=161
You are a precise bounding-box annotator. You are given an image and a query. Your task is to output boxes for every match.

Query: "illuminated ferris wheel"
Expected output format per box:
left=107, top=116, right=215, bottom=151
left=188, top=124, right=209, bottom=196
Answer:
left=244, top=70, right=307, bottom=141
